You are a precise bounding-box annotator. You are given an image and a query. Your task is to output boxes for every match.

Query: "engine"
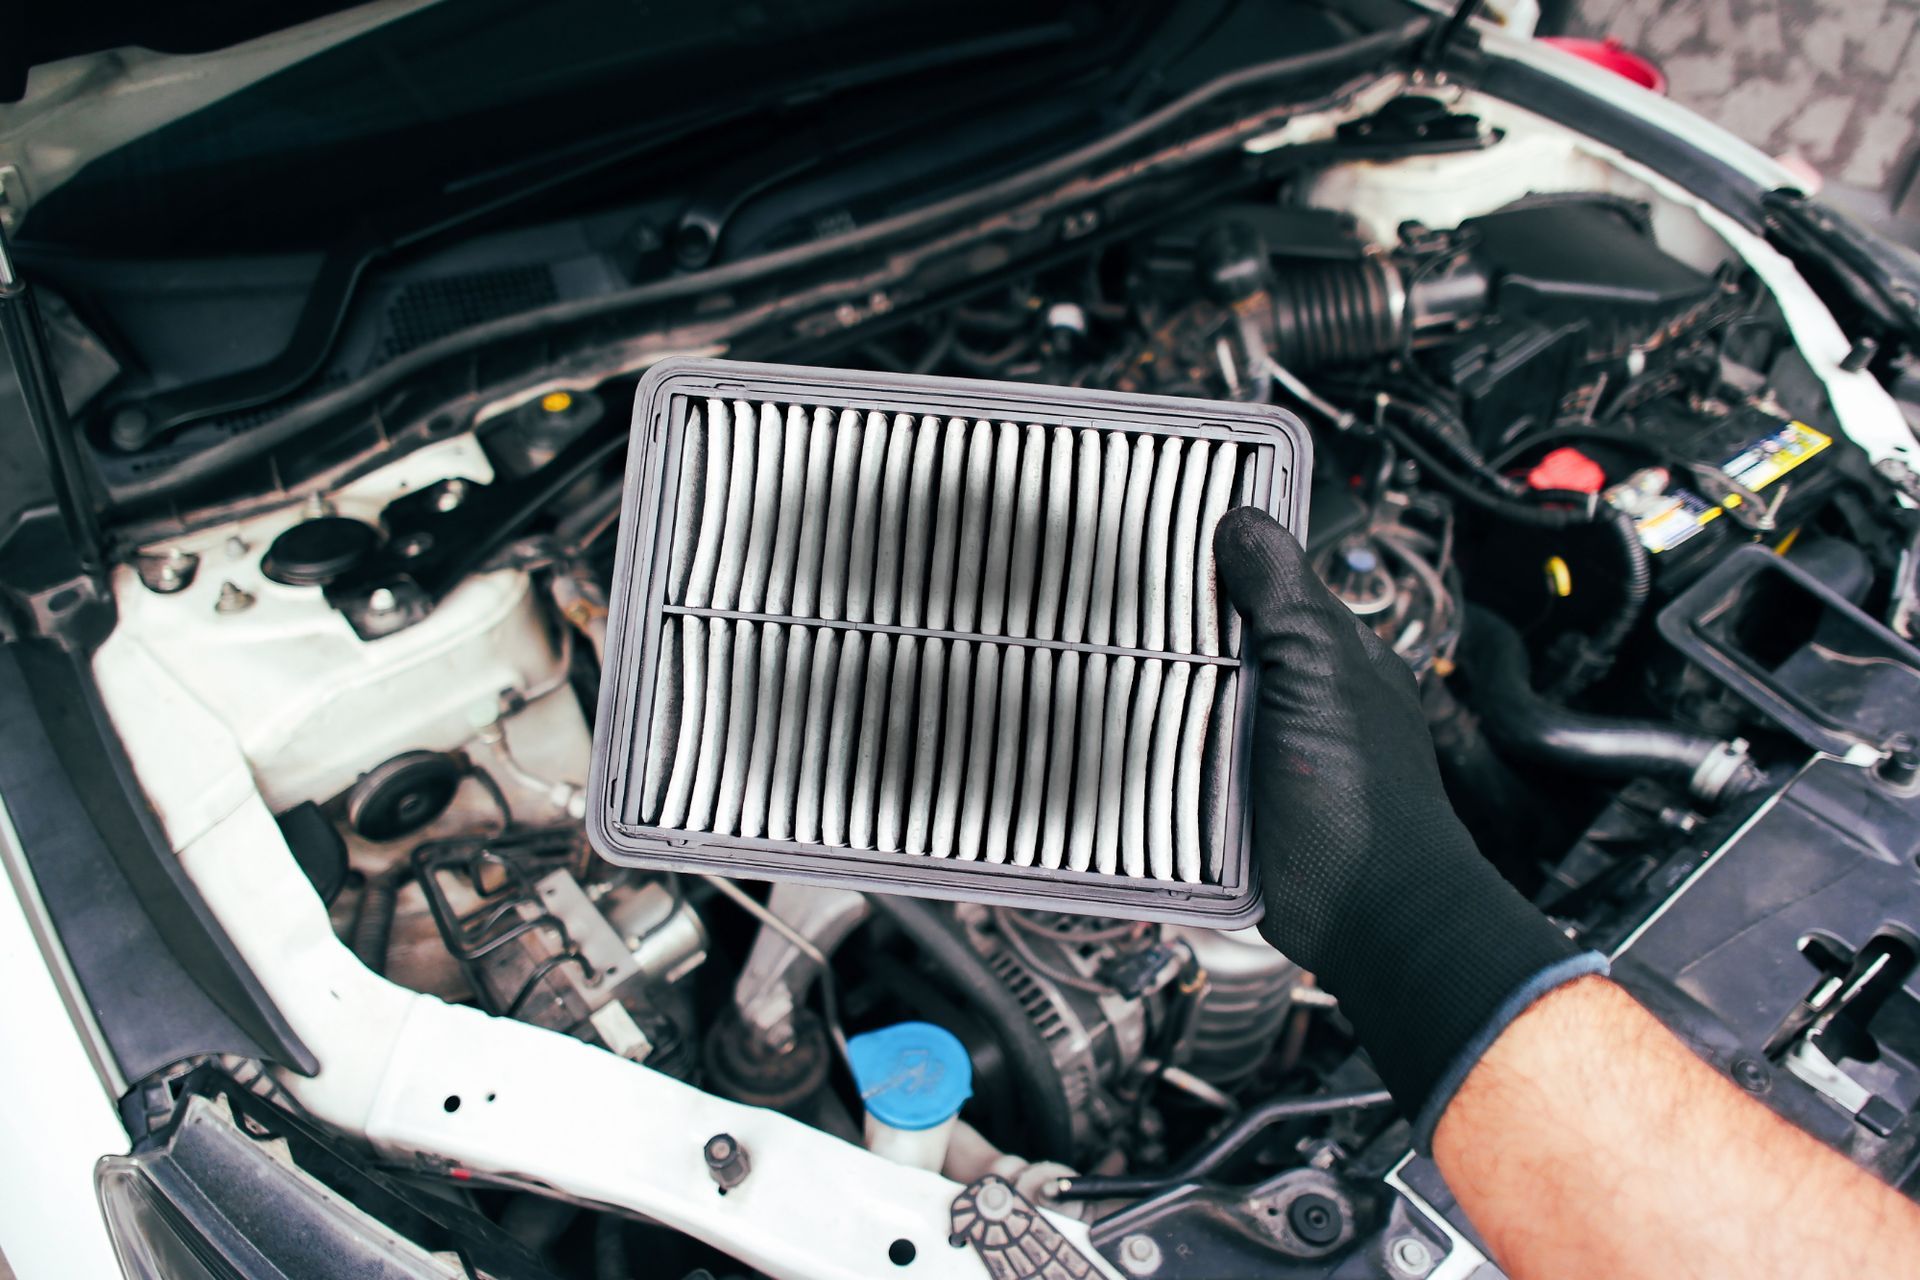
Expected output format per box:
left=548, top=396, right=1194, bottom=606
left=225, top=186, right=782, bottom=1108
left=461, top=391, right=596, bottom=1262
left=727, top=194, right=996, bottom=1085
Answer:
left=100, top=99, right=1920, bottom=1280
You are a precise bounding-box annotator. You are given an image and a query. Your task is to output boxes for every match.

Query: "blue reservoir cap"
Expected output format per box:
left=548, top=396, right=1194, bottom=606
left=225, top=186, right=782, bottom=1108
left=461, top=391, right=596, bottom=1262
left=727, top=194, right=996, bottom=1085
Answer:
left=848, top=1021, right=973, bottom=1131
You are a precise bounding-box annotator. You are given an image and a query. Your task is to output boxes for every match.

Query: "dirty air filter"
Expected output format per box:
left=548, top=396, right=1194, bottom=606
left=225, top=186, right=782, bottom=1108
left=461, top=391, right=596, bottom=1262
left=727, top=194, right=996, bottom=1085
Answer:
left=586, top=358, right=1311, bottom=925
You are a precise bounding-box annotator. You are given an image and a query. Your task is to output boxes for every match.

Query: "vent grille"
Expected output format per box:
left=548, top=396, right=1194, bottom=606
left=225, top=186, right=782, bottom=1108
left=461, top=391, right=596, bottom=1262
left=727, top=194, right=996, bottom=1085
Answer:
left=588, top=360, right=1310, bottom=926
left=377, top=265, right=559, bottom=360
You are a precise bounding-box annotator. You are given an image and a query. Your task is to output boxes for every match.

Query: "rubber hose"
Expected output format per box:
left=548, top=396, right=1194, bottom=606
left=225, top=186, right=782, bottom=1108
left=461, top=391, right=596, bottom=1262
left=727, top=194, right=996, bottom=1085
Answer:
left=1461, top=608, right=1740, bottom=786
left=1382, top=424, right=1584, bottom=529
left=1384, top=423, right=1649, bottom=694
left=349, top=867, right=406, bottom=976
left=1386, top=398, right=1525, bottom=496
left=593, top=1215, right=628, bottom=1280
left=500, top=1195, right=579, bottom=1253
left=865, top=894, right=1077, bottom=1158
left=1549, top=509, right=1651, bottom=699
left=1269, top=257, right=1403, bottom=368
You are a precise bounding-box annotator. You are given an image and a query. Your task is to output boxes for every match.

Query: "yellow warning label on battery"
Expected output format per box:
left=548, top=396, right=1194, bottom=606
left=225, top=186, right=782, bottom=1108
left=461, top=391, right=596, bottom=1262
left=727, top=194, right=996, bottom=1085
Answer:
left=1607, top=420, right=1832, bottom=554
left=1722, top=421, right=1830, bottom=492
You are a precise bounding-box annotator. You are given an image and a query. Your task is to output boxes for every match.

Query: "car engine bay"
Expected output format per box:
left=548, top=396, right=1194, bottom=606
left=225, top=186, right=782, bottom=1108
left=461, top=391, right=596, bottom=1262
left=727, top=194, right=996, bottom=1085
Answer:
left=38, top=70, right=1920, bottom=1280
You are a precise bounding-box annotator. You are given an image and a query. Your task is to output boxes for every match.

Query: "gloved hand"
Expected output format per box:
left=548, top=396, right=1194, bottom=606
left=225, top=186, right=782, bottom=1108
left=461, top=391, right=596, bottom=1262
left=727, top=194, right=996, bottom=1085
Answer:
left=1214, top=508, right=1606, bottom=1148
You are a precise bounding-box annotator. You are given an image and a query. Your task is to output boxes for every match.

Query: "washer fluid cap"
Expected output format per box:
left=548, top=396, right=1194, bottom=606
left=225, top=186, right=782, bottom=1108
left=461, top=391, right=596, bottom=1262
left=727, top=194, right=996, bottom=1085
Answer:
left=848, top=1021, right=973, bottom=1131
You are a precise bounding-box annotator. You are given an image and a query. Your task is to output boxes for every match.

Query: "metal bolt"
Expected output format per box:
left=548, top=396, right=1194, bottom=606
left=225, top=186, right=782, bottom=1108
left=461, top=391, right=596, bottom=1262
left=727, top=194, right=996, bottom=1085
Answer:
left=214, top=582, right=256, bottom=614
left=1730, top=1056, right=1772, bottom=1093
left=137, top=547, right=199, bottom=595
left=1878, top=734, right=1920, bottom=787
left=109, top=406, right=151, bottom=452
left=704, top=1133, right=750, bottom=1192
left=1389, top=1236, right=1435, bottom=1277
left=1118, top=1234, right=1162, bottom=1276
left=433, top=479, right=469, bottom=512
left=367, top=587, right=399, bottom=615
left=974, top=1180, right=1015, bottom=1221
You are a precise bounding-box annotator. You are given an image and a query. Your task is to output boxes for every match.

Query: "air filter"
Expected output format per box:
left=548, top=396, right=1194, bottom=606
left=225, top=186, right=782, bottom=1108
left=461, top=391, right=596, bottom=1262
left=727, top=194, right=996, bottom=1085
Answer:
left=586, top=358, right=1311, bottom=925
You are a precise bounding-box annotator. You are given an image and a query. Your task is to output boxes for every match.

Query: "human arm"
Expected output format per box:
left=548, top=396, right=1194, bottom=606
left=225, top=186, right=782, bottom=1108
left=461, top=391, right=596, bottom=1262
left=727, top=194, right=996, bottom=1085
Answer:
left=1436, top=973, right=1920, bottom=1280
left=1213, top=508, right=1920, bottom=1280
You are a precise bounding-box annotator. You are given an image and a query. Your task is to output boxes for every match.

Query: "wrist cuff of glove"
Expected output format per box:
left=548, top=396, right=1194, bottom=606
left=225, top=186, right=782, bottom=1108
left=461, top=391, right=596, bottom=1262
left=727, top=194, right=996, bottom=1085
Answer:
left=1407, top=951, right=1610, bottom=1153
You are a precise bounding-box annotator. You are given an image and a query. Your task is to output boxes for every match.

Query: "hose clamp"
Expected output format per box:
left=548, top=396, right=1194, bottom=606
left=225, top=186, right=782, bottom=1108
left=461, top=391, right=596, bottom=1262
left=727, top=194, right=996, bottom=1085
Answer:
left=1689, top=737, right=1753, bottom=803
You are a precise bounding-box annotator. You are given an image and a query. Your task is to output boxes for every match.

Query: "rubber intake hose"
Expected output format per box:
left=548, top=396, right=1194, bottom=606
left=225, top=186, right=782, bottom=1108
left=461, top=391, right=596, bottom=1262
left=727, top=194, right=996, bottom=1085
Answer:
left=1461, top=607, right=1757, bottom=798
left=349, top=867, right=406, bottom=975
left=865, top=894, right=1076, bottom=1157
left=1548, top=508, right=1651, bottom=699
left=1269, top=256, right=1405, bottom=369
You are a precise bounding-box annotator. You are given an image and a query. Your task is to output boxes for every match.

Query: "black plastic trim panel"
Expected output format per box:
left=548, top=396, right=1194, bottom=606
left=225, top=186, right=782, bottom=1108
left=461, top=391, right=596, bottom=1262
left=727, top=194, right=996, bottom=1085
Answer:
left=0, top=641, right=317, bottom=1084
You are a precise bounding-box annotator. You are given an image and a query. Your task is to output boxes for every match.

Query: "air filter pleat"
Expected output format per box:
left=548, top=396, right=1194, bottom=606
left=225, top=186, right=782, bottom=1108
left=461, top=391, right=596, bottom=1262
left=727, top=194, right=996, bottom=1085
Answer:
left=1168, top=441, right=1208, bottom=652
left=738, top=622, right=788, bottom=837
left=630, top=389, right=1277, bottom=891
left=682, top=401, right=730, bottom=609
left=847, top=633, right=894, bottom=849
left=875, top=633, right=920, bottom=852
left=1148, top=661, right=1191, bottom=880
left=791, top=629, right=843, bottom=843
left=1196, top=444, right=1238, bottom=657
left=904, top=636, right=949, bottom=855
left=1068, top=651, right=1107, bottom=874
left=640, top=616, right=684, bottom=822
left=1038, top=649, right=1078, bottom=870
left=711, top=619, right=760, bottom=835
left=788, top=408, right=837, bottom=617
left=817, top=410, right=864, bottom=620
left=1122, top=657, right=1165, bottom=878
left=922, top=420, right=967, bottom=631
left=951, top=422, right=994, bottom=631
left=820, top=631, right=866, bottom=846
left=956, top=642, right=1002, bottom=860
left=1010, top=646, right=1053, bottom=867
left=1094, top=654, right=1135, bottom=875
left=683, top=620, right=735, bottom=830
left=764, top=623, right=815, bottom=841
left=930, top=640, right=975, bottom=858
left=656, top=615, right=706, bottom=827
left=664, top=404, right=707, bottom=605
left=708, top=403, right=758, bottom=611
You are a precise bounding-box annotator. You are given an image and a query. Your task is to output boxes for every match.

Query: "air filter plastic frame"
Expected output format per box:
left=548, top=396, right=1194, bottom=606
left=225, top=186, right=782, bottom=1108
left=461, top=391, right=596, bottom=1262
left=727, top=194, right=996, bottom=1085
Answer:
left=586, top=358, right=1311, bottom=926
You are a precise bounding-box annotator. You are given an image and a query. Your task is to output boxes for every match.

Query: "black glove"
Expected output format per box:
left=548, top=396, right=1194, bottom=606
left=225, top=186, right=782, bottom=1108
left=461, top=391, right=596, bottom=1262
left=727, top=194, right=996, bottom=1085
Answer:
left=1215, top=508, right=1605, bottom=1147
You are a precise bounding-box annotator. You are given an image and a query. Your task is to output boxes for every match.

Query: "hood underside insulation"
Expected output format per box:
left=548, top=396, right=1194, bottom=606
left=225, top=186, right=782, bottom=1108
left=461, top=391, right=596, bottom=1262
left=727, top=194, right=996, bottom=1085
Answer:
left=588, top=359, right=1310, bottom=925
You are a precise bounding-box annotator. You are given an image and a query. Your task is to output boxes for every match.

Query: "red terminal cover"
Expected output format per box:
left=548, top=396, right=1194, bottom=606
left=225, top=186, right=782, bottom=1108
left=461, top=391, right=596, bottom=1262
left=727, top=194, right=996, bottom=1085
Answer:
left=1527, top=446, right=1606, bottom=495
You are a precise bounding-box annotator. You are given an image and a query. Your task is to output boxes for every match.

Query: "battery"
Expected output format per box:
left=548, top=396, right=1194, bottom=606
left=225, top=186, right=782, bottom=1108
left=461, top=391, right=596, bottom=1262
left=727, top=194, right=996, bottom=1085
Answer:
left=1604, top=404, right=1836, bottom=584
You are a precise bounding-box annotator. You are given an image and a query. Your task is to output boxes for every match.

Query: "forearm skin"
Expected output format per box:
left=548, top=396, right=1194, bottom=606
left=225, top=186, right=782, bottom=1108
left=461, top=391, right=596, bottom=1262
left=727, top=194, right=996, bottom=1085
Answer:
left=1433, top=976, right=1920, bottom=1280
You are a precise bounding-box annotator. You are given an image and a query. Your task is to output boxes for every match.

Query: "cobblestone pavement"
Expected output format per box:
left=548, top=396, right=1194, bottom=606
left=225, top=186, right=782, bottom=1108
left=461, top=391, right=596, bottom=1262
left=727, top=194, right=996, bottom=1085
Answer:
left=1565, top=0, right=1920, bottom=195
